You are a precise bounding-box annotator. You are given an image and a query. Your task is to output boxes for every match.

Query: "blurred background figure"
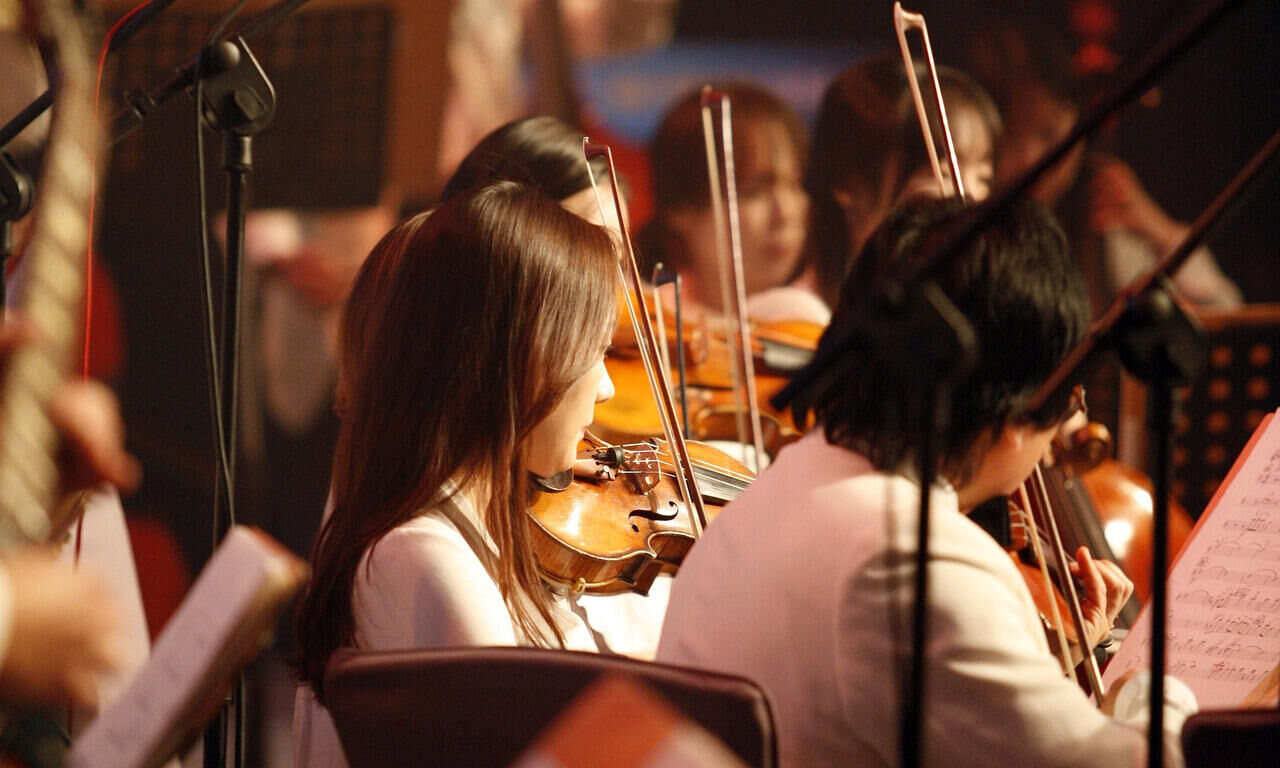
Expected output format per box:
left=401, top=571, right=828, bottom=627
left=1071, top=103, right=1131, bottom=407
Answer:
left=637, top=82, right=820, bottom=324
left=968, top=21, right=1243, bottom=313
left=234, top=201, right=398, bottom=561
left=804, top=55, right=1001, bottom=309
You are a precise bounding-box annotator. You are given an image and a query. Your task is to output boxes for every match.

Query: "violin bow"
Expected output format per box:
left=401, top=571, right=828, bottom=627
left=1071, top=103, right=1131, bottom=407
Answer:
left=894, top=0, right=1108, bottom=704
left=1014, top=483, right=1077, bottom=677
left=1031, top=462, right=1107, bottom=697
left=582, top=141, right=709, bottom=535
left=893, top=2, right=966, bottom=201
left=699, top=87, right=767, bottom=472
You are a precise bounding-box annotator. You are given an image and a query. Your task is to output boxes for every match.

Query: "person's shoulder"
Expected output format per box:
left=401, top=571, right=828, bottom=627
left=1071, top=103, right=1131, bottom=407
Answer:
left=746, top=285, right=832, bottom=325
left=374, top=510, right=465, bottom=550
left=361, top=511, right=485, bottom=585
left=769, top=434, right=915, bottom=516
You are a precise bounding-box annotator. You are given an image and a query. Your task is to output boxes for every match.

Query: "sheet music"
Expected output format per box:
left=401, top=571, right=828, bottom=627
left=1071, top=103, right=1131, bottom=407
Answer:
left=1104, top=408, right=1280, bottom=707
left=68, top=526, right=307, bottom=768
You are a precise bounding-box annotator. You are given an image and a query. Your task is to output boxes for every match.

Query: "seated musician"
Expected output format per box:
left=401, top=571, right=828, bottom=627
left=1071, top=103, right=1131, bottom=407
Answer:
left=291, top=181, right=625, bottom=767
left=804, top=55, right=1001, bottom=310
left=437, top=115, right=676, bottom=659
left=656, top=197, right=1198, bottom=767
left=636, top=82, right=823, bottom=325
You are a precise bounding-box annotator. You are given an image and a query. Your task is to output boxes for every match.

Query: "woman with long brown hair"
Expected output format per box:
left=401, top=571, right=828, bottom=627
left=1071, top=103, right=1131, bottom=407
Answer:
left=292, top=180, right=619, bottom=767
left=805, top=55, right=1002, bottom=309
left=637, top=82, right=822, bottom=324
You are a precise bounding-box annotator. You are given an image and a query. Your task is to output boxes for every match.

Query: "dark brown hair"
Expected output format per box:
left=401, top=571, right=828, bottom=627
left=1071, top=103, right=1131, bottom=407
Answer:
left=637, top=81, right=808, bottom=277
left=295, top=181, right=617, bottom=699
left=804, top=55, right=1002, bottom=307
left=808, top=196, right=1088, bottom=485
left=440, top=116, right=607, bottom=203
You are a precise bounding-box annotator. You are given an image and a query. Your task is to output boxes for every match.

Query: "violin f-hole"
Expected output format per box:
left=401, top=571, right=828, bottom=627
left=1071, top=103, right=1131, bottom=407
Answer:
left=627, top=498, right=684, bottom=532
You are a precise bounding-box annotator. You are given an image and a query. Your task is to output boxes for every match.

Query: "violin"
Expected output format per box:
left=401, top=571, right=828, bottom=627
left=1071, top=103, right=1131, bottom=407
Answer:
left=1005, top=500, right=1081, bottom=665
left=592, top=357, right=802, bottom=455
left=611, top=296, right=820, bottom=381
left=595, top=313, right=816, bottom=452
left=526, top=140, right=735, bottom=596
left=1004, top=414, right=1195, bottom=689
left=1040, top=420, right=1195, bottom=620
left=598, top=83, right=823, bottom=457
left=527, top=431, right=752, bottom=595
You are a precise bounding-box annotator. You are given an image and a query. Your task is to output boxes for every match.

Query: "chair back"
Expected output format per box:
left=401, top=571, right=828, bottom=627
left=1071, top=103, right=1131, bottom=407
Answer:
left=1182, top=707, right=1280, bottom=768
left=324, top=646, right=776, bottom=768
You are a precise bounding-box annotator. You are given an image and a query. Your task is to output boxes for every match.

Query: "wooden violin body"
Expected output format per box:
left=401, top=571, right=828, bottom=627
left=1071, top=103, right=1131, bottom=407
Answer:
left=1009, top=552, right=1080, bottom=658
left=1074, top=458, right=1195, bottom=604
left=595, top=314, right=819, bottom=451
left=1005, top=498, right=1083, bottom=665
left=527, top=434, right=752, bottom=595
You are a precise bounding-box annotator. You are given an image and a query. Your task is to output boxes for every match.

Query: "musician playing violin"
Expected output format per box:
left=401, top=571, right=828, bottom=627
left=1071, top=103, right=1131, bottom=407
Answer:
left=804, top=55, right=1001, bottom=310
left=637, top=82, right=826, bottom=325
left=292, top=182, right=622, bottom=768
left=657, top=197, right=1198, bottom=768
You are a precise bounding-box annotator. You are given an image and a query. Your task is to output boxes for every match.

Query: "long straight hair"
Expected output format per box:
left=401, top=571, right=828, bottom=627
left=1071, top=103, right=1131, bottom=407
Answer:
left=638, top=81, right=809, bottom=278
left=294, top=181, right=618, bottom=699
left=805, top=56, right=1002, bottom=308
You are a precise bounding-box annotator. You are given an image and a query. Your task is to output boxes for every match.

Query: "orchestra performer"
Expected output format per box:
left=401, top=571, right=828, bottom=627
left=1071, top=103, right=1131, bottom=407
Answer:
left=804, top=55, right=1001, bottom=309
left=636, top=82, right=823, bottom=325
left=657, top=196, right=1198, bottom=768
left=292, top=181, right=621, bottom=767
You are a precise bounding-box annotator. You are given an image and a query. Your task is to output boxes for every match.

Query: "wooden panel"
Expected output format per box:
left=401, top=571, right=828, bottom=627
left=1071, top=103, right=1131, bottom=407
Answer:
left=1172, top=304, right=1280, bottom=516
left=100, top=0, right=454, bottom=204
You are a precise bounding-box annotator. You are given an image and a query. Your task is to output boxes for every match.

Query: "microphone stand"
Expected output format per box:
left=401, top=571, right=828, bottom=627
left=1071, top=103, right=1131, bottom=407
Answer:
left=0, top=152, right=33, bottom=310
left=1023, top=125, right=1280, bottom=768
left=191, top=37, right=277, bottom=768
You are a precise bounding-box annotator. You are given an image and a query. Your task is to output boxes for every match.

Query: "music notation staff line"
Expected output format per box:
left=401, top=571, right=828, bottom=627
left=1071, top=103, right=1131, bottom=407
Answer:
left=1169, top=659, right=1278, bottom=683
left=1174, top=587, right=1280, bottom=612
left=1221, top=516, right=1280, bottom=534
left=1168, top=613, right=1280, bottom=638
left=1168, top=634, right=1280, bottom=662
left=1188, top=561, right=1279, bottom=585
left=1204, top=537, right=1280, bottom=560
left=1235, top=491, right=1279, bottom=508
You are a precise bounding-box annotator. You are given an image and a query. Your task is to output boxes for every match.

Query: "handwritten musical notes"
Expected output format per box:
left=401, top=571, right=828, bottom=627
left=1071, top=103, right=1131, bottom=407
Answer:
left=1104, top=408, right=1280, bottom=708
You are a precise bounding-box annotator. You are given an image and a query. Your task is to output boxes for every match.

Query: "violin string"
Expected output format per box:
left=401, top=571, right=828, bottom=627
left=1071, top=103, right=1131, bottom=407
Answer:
left=659, top=464, right=752, bottom=490
left=614, top=464, right=752, bottom=490
left=623, top=450, right=753, bottom=483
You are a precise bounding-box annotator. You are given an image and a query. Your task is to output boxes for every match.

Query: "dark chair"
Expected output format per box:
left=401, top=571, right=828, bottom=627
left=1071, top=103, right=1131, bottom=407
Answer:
left=324, top=646, right=777, bottom=768
left=1181, top=707, right=1280, bottom=768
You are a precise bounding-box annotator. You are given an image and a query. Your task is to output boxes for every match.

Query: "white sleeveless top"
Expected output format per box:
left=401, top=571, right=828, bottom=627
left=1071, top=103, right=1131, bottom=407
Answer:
left=292, top=486, right=669, bottom=767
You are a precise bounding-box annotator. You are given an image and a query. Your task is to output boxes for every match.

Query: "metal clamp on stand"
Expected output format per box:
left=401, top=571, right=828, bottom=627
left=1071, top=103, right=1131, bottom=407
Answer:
left=0, top=152, right=34, bottom=309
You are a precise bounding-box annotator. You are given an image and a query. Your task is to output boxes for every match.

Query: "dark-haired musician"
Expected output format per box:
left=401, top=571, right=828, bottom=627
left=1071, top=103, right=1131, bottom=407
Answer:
left=658, top=197, right=1197, bottom=768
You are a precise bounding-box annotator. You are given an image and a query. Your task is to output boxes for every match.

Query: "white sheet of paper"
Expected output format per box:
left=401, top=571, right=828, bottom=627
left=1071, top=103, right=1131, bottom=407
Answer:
left=68, top=525, right=303, bottom=768
left=1104, top=408, right=1280, bottom=707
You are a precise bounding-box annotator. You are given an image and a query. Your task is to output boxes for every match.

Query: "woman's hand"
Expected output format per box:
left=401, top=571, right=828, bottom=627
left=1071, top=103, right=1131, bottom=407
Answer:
left=1089, top=156, right=1185, bottom=251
